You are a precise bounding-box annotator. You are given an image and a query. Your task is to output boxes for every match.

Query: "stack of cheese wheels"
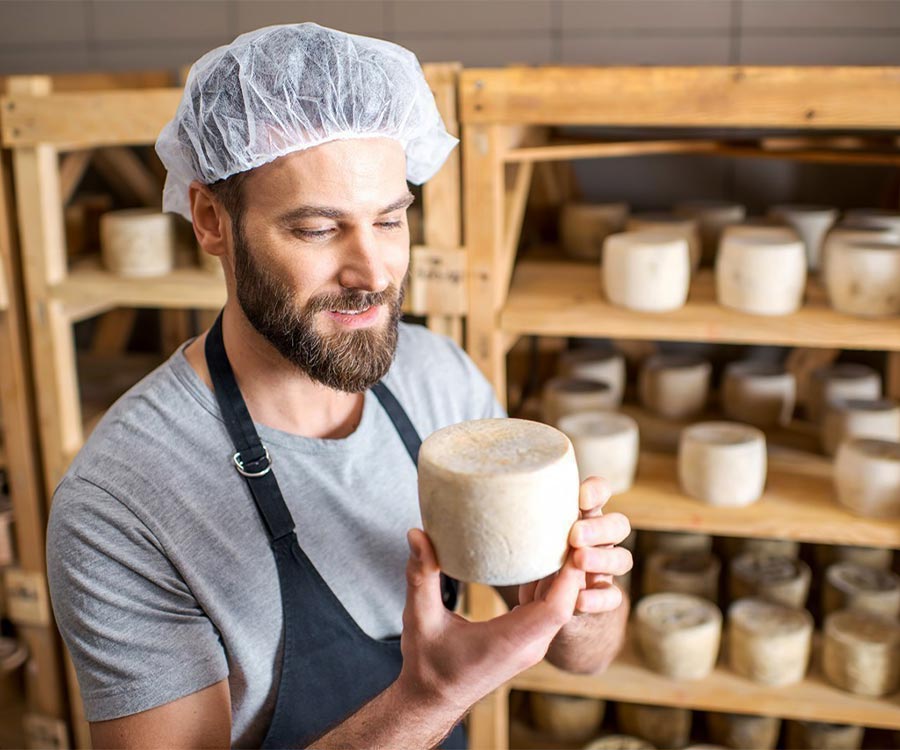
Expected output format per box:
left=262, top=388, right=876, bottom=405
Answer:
left=715, top=227, right=807, bottom=315
left=557, top=412, right=639, bottom=492
left=824, top=563, right=900, bottom=618
left=560, top=349, right=627, bottom=407
left=616, top=703, right=691, bottom=750
left=821, top=225, right=898, bottom=276
left=100, top=208, right=175, bottom=277
left=721, top=361, right=796, bottom=428
left=825, top=238, right=900, bottom=317
left=627, top=213, right=702, bottom=271
left=769, top=204, right=839, bottom=271
left=635, top=593, right=722, bottom=680
left=530, top=692, right=605, bottom=743
left=641, top=530, right=712, bottom=556
left=417, top=418, right=580, bottom=585
left=726, top=537, right=799, bottom=559
left=602, top=230, right=691, bottom=312
left=729, top=553, right=811, bottom=609
left=816, top=544, right=894, bottom=571
left=542, top=377, right=617, bottom=427
left=786, top=720, right=864, bottom=750
left=807, top=363, right=882, bottom=424
left=823, top=609, right=900, bottom=696
left=560, top=202, right=629, bottom=262
left=678, top=422, right=767, bottom=507
left=584, top=735, right=654, bottom=750
left=834, top=438, right=900, bottom=518
left=639, top=355, right=711, bottom=420
left=727, top=598, right=813, bottom=686
left=674, top=200, right=746, bottom=266
left=707, top=712, right=781, bottom=750
left=821, top=398, right=900, bottom=457
left=643, top=551, right=720, bottom=601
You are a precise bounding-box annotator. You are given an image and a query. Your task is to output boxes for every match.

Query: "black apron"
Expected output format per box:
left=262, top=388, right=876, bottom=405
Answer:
left=204, top=314, right=466, bottom=749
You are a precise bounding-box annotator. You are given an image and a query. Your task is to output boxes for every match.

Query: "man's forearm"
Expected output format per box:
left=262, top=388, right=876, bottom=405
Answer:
left=545, top=593, right=630, bottom=674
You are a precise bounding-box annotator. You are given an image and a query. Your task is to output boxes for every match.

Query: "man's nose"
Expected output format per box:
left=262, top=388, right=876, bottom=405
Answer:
left=337, top=229, right=391, bottom=292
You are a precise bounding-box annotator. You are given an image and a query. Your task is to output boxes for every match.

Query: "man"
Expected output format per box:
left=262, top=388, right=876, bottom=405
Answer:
left=47, top=24, right=631, bottom=749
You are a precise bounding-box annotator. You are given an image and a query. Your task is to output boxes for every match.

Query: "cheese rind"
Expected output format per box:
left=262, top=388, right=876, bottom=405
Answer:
left=602, top=230, right=691, bottom=312
left=834, top=437, right=900, bottom=519
left=557, top=411, right=639, bottom=493
left=823, top=609, right=900, bottom=696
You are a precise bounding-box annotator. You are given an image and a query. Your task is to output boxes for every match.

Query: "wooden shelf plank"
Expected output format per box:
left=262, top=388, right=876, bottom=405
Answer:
left=512, top=636, right=900, bottom=729
left=504, top=139, right=720, bottom=163
left=501, top=260, right=900, bottom=351
left=716, top=144, right=900, bottom=167
left=609, top=450, right=900, bottom=548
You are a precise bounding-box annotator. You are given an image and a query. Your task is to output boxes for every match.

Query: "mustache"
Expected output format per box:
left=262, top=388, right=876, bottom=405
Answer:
left=305, top=284, right=402, bottom=314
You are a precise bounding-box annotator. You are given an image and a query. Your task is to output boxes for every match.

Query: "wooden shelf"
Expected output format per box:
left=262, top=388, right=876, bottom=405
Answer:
left=501, top=260, right=900, bottom=351
left=608, top=450, right=900, bottom=548
left=512, top=636, right=900, bottom=730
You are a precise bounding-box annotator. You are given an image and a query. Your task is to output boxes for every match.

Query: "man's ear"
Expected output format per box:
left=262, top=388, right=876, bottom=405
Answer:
left=189, top=180, right=230, bottom=258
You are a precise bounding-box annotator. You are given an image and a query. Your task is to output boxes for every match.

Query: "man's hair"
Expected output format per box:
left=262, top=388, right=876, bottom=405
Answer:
left=206, top=170, right=250, bottom=229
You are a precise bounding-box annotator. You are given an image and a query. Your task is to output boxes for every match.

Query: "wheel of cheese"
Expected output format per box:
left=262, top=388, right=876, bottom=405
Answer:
left=418, top=418, right=580, bottom=585
left=678, top=422, right=767, bottom=507
left=715, top=231, right=807, bottom=315
left=635, top=593, right=722, bottom=681
left=815, top=544, right=894, bottom=571
left=641, top=530, right=712, bottom=556
left=615, top=702, right=691, bottom=750
left=706, top=712, right=781, bottom=750
left=769, top=204, right=838, bottom=271
left=724, top=537, right=799, bottom=560
left=729, top=553, right=811, bottom=609
left=560, top=350, right=627, bottom=407
left=823, top=609, right=900, bottom=697
left=824, top=563, right=900, bottom=619
left=807, top=364, right=882, bottom=424
left=100, top=208, right=175, bottom=277
left=674, top=200, right=746, bottom=266
left=785, top=721, right=864, bottom=750
left=529, top=692, right=605, bottom=743
left=542, top=377, right=617, bottom=426
left=583, top=735, right=654, bottom=750
left=643, top=551, right=721, bottom=602
left=639, top=355, right=711, bottom=420
left=560, top=202, right=629, bottom=262
left=602, top=230, right=691, bottom=312
left=557, top=412, right=639, bottom=493
left=834, top=437, right=900, bottom=518
left=821, top=225, right=898, bottom=276
left=825, top=238, right=900, bottom=317
left=821, top=398, right=900, bottom=457
left=727, top=598, right=813, bottom=686
left=627, top=213, right=702, bottom=272
left=844, top=207, right=900, bottom=235
left=722, top=361, right=797, bottom=428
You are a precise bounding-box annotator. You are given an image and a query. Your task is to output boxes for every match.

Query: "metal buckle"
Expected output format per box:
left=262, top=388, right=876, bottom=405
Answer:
left=233, top=447, right=272, bottom=478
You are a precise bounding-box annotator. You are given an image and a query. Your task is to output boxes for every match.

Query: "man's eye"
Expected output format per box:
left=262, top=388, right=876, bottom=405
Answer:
left=294, top=228, right=335, bottom=239
left=378, top=221, right=403, bottom=230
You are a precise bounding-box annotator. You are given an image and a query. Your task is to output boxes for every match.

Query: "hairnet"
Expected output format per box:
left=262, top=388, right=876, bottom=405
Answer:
left=156, top=23, right=458, bottom=221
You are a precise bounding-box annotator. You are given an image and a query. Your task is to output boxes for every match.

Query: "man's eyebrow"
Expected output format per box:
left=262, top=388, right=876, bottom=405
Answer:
left=277, top=192, right=415, bottom=224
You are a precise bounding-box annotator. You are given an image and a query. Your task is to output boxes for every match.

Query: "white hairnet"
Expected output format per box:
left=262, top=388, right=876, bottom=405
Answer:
left=156, top=23, right=458, bottom=221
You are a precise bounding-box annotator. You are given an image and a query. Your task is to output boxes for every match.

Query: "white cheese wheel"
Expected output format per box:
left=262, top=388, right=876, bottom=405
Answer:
left=843, top=208, right=900, bottom=235
left=530, top=692, right=605, bottom=743
left=823, top=609, right=900, bottom=697
left=678, top=422, right=767, bottom=507
left=635, top=592, right=722, bottom=680
left=834, top=437, right=900, bottom=518
left=815, top=544, right=894, bottom=571
left=418, top=418, right=580, bottom=585
left=542, top=377, right=617, bottom=427
left=807, top=364, right=882, bottom=424
left=824, top=562, right=900, bottom=619
left=602, top=230, right=691, bottom=312
left=560, top=202, right=629, bottom=262
left=583, top=736, right=654, bottom=750
left=643, top=551, right=721, bottom=602
left=821, top=225, right=898, bottom=276
left=627, top=213, right=702, bottom=272
left=557, top=411, right=639, bottom=493
left=729, top=553, right=811, bottom=609
left=100, top=208, right=175, bottom=277
left=769, top=204, right=838, bottom=271
left=640, top=530, right=712, bottom=556
left=707, top=712, right=781, bottom=750
left=559, top=349, right=627, bottom=406
left=616, top=702, right=691, bottom=750
left=825, top=238, right=900, bottom=317
left=674, top=200, right=746, bottom=266
left=786, top=721, right=864, bottom=750
left=722, top=361, right=796, bottom=428
left=821, top=398, right=900, bottom=457
left=725, top=537, right=799, bottom=559
left=639, top=354, right=711, bottom=420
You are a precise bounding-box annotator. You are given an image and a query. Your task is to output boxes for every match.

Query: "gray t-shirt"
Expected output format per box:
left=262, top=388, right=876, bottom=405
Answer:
left=47, top=322, right=503, bottom=747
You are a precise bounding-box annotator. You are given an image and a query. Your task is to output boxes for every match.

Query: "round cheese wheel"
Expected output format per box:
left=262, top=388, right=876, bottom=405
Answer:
left=824, top=562, right=900, bottom=619
left=560, top=349, right=627, bottom=406
left=602, top=230, right=691, bottom=312
left=729, top=553, right=811, bottom=609
left=557, top=411, right=639, bottom=493
left=725, top=537, right=799, bottom=559
left=542, top=377, right=617, bottom=427
left=627, top=213, right=702, bottom=272
left=643, top=551, right=721, bottom=602
left=834, top=437, right=900, bottom=518
left=821, top=225, right=898, bottom=276
left=707, top=712, right=781, bottom=750
left=823, top=609, right=900, bottom=697
left=583, top=735, right=654, bottom=750
left=639, top=354, right=711, bottom=420
left=821, top=398, right=900, bottom=457
left=418, top=418, right=580, bottom=585
left=843, top=208, right=900, bottom=235
left=808, top=364, right=882, bottom=424
left=616, top=702, right=691, bottom=750
left=100, top=208, right=175, bottom=278
left=815, top=544, right=894, bottom=571
left=640, top=530, right=712, bottom=556
left=722, top=361, right=797, bottom=428
left=674, top=200, right=746, bottom=266
left=561, top=202, right=629, bottom=262
left=768, top=204, right=838, bottom=271
left=825, top=238, right=900, bottom=317
left=530, top=692, right=605, bottom=743
left=785, top=721, right=864, bottom=750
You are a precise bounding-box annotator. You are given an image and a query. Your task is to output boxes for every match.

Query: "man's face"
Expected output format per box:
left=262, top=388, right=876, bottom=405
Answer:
left=229, top=138, right=411, bottom=393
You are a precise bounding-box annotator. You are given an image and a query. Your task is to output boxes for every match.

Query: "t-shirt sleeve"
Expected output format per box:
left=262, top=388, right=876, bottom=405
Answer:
left=46, top=475, right=229, bottom=722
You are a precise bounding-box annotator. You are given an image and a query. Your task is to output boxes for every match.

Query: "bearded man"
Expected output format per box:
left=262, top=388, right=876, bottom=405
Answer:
left=47, top=23, right=631, bottom=749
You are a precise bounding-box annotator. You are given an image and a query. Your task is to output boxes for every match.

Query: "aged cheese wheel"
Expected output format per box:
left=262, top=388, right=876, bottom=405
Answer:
left=716, top=230, right=807, bottom=315
left=824, top=562, right=900, bottom=619
left=725, top=537, right=799, bottom=559
left=769, top=204, right=838, bottom=271
left=678, top=422, right=767, bottom=507
left=530, top=692, right=605, bottom=743
left=816, top=544, right=894, bottom=571
left=729, top=553, right=811, bottom=609
left=643, top=551, right=721, bottom=601
left=706, top=712, right=781, bottom=750
left=616, top=702, right=691, bottom=749
left=844, top=208, right=900, bottom=235
left=639, top=355, right=711, bottom=420
left=727, top=598, right=813, bottom=686
left=834, top=438, right=900, bottom=518
left=584, top=735, right=654, bottom=750
left=807, top=363, right=882, bottom=424
left=602, top=231, right=691, bottom=312
left=561, top=202, right=629, bottom=262
left=627, top=212, right=702, bottom=272
left=100, top=208, right=175, bottom=277
left=641, top=530, right=712, bottom=556
left=418, top=418, right=580, bottom=585
left=560, top=349, right=627, bottom=407
left=825, top=238, right=900, bottom=317
left=823, top=609, right=900, bottom=696
left=542, top=377, right=618, bottom=426
left=557, top=411, right=639, bottom=493
left=635, top=592, right=722, bottom=680
left=722, top=361, right=796, bottom=428
left=674, top=200, right=746, bottom=265
left=821, top=398, right=900, bottom=457
left=821, top=225, right=898, bottom=276
left=785, top=721, right=864, bottom=750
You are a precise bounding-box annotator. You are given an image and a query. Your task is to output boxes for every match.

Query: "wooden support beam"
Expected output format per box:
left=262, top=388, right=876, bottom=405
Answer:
left=500, top=161, right=533, bottom=299
left=58, top=149, right=94, bottom=205
left=92, top=146, right=162, bottom=207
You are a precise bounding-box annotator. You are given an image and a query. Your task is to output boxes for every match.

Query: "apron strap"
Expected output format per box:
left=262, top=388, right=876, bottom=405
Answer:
left=370, top=382, right=420, bottom=465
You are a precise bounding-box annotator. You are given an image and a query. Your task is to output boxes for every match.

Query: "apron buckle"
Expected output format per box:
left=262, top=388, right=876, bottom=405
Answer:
left=233, top=447, right=272, bottom=477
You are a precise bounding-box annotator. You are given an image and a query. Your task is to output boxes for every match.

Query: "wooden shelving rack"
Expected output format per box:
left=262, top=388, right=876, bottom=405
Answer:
left=459, top=66, right=900, bottom=748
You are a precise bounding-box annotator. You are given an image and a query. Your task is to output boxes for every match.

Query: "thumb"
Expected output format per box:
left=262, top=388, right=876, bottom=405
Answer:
left=404, top=529, right=446, bottom=632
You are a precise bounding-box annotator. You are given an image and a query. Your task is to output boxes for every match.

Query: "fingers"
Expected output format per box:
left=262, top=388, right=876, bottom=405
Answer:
left=518, top=579, right=539, bottom=607
left=579, top=476, right=612, bottom=516
left=572, top=545, right=633, bottom=576
left=404, top=529, right=447, bottom=633
left=576, top=582, right=624, bottom=614
left=569, top=512, right=631, bottom=548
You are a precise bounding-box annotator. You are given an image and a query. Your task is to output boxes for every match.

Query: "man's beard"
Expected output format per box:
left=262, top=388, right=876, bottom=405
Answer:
left=233, top=227, right=404, bottom=393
